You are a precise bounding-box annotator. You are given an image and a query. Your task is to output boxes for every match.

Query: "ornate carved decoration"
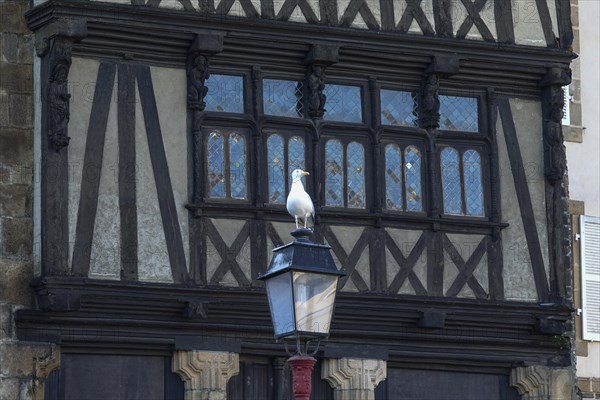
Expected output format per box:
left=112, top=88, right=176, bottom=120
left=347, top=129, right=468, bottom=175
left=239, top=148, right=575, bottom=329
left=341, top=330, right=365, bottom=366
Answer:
left=322, top=358, right=387, bottom=400
left=419, top=73, right=440, bottom=130
left=304, top=43, right=339, bottom=120
left=186, top=53, right=210, bottom=111
left=510, top=366, right=550, bottom=399
left=418, top=54, right=459, bottom=130
left=172, top=350, right=239, bottom=400
left=32, top=345, right=61, bottom=400
left=288, top=355, right=317, bottom=400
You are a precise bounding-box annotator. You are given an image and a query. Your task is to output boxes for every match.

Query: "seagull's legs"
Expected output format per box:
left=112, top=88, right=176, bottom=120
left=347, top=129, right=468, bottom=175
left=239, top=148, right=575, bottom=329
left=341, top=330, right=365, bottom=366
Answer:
left=303, top=214, right=308, bottom=228
left=295, top=216, right=299, bottom=229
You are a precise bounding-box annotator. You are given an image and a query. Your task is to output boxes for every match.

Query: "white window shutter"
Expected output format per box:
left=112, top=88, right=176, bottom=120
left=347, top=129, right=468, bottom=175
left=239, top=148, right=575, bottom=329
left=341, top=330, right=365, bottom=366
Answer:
left=562, top=86, right=571, bottom=126
left=581, top=215, right=600, bottom=341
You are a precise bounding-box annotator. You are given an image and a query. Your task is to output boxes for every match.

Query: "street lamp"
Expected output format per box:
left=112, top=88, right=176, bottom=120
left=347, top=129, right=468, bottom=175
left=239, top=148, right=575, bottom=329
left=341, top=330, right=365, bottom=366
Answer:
left=259, top=228, right=345, bottom=400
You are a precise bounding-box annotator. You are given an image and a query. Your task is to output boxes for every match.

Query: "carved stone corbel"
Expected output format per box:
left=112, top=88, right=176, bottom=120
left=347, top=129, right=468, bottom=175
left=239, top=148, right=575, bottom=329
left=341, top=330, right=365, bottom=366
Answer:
left=36, top=19, right=87, bottom=152
left=322, top=358, right=387, bottom=400
left=32, top=345, right=61, bottom=400
left=510, top=365, right=573, bottom=400
left=172, top=350, right=239, bottom=400
left=418, top=54, right=459, bottom=130
left=304, top=44, right=339, bottom=120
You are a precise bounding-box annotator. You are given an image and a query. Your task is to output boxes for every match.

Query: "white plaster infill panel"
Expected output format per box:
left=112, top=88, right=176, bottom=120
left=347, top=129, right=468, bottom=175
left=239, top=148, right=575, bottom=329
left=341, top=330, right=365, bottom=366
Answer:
left=67, top=57, right=101, bottom=272
left=444, top=233, right=487, bottom=299
left=509, top=98, right=550, bottom=280
left=496, top=107, right=537, bottom=302
left=385, top=228, right=426, bottom=295
left=393, top=0, right=434, bottom=34
left=151, top=66, right=189, bottom=274
left=89, top=71, right=121, bottom=280
left=135, top=82, right=173, bottom=283
left=512, top=0, right=551, bottom=47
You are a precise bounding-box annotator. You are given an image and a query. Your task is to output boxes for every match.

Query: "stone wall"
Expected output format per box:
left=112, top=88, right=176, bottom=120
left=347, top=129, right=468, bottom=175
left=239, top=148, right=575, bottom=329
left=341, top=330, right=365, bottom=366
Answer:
left=1, top=1, right=57, bottom=398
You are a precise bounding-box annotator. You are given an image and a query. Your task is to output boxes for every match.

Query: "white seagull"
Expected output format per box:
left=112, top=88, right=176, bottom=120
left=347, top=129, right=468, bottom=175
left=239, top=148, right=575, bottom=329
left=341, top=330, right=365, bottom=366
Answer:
left=286, top=169, right=314, bottom=229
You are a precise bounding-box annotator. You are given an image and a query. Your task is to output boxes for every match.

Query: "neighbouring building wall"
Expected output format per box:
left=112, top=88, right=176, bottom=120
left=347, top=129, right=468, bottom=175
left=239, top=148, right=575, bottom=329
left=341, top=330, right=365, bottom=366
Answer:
left=0, top=1, right=58, bottom=398
left=566, top=0, right=600, bottom=397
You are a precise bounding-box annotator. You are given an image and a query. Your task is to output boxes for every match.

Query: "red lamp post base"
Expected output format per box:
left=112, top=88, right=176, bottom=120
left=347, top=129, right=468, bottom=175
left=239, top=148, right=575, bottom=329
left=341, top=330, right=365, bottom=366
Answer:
left=288, top=355, right=317, bottom=400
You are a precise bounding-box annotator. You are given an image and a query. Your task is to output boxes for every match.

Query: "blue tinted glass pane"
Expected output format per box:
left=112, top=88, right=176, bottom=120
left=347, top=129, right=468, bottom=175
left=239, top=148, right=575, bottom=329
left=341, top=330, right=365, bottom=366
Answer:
left=347, top=142, right=365, bottom=208
left=268, top=135, right=285, bottom=204
left=405, top=146, right=423, bottom=212
left=263, top=79, right=303, bottom=118
left=325, top=140, right=344, bottom=207
left=441, top=147, right=462, bottom=215
left=205, top=75, right=244, bottom=113
left=207, top=131, right=225, bottom=198
left=380, top=90, right=417, bottom=127
left=288, top=136, right=305, bottom=180
left=385, top=144, right=403, bottom=210
left=323, top=85, right=362, bottom=123
left=463, top=150, right=484, bottom=216
left=439, top=95, right=479, bottom=132
left=229, top=133, right=246, bottom=199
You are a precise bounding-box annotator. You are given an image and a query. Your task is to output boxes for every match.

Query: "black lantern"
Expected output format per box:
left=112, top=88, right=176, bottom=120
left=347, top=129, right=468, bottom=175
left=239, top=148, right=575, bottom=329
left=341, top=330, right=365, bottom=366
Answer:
left=259, top=228, right=345, bottom=341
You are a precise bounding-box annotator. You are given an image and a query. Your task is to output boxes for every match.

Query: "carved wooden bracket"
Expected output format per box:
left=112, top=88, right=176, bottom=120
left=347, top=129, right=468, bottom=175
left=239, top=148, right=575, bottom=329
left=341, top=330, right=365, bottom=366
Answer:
left=419, top=54, right=459, bottom=130
left=187, top=31, right=224, bottom=112
left=322, top=358, right=387, bottom=400
left=304, top=44, right=339, bottom=119
left=36, top=19, right=87, bottom=152
left=172, top=350, right=239, bottom=400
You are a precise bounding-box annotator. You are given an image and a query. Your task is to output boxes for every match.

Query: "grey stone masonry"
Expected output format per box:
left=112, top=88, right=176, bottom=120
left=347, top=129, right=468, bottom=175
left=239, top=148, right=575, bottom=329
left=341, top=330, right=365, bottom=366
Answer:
left=1, top=1, right=57, bottom=399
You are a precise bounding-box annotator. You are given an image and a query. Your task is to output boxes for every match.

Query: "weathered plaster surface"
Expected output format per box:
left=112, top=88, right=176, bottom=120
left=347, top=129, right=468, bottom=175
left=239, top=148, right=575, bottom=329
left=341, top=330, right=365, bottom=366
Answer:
left=151, top=66, right=190, bottom=274
left=444, top=233, right=487, bottom=298
left=385, top=228, right=426, bottom=295
left=67, top=57, right=101, bottom=272
left=509, top=98, right=551, bottom=279
left=89, top=74, right=120, bottom=279
left=331, top=225, right=370, bottom=291
left=496, top=108, right=537, bottom=302
left=135, top=84, right=173, bottom=283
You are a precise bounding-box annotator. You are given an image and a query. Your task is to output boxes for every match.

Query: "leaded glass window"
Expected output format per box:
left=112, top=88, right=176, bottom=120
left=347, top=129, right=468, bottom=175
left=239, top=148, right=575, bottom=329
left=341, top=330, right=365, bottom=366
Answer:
left=325, top=140, right=344, bottom=207
left=205, top=74, right=244, bottom=113
left=380, top=90, right=417, bottom=127
left=385, top=144, right=423, bottom=212
left=441, top=146, right=484, bottom=216
left=267, top=134, right=306, bottom=204
left=463, top=150, right=484, bottom=216
left=323, top=85, right=363, bottom=123
left=439, top=95, right=479, bottom=132
left=206, top=129, right=247, bottom=200
left=347, top=142, right=365, bottom=208
left=325, top=140, right=366, bottom=208
left=263, top=79, right=303, bottom=118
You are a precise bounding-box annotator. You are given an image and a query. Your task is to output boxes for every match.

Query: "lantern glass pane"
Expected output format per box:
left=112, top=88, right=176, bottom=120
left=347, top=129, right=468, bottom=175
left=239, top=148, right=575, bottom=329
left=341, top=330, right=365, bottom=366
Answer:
left=265, top=272, right=296, bottom=337
left=292, top=272, right=338, bottom=335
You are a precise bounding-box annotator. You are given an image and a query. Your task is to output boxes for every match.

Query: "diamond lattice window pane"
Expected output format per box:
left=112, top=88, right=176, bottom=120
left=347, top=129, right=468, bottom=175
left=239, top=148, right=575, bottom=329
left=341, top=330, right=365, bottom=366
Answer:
left=405, top=146, right=423, bottom=212
left=325, top=140, right=344, bottom=207
left=207, top=131, right=225, bottom=198
left=288, top=135, right=305, bottom=179
left=205, top=75, right=244, bottom=113
left=268, top=135, right=285, bottom=204
left=263, top=79, right=303, bottom=118
left=463, top=149, right=484, bottom=216
left=229, top=133, right=247, bottom=199
left=323, top=85, right=363, bottom=123
left=380, top=90, right=417, bottom=127
left=347, top=142, right=366, bottom=208
left=385, top=144, right=403, bottom=210
left=439, top=95, right=479, bottom=132
left=441, top=147, right=462, bottom=215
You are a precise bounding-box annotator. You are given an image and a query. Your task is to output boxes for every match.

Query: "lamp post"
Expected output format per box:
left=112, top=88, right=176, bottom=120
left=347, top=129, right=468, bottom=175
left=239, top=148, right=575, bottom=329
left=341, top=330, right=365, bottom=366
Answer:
left=259, top=228, right=345, bottom=400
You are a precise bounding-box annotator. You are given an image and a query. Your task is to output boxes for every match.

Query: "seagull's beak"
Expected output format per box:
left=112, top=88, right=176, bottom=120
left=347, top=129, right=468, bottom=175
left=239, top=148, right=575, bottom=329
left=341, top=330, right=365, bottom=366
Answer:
left=302, top=171, right=310, bottom=176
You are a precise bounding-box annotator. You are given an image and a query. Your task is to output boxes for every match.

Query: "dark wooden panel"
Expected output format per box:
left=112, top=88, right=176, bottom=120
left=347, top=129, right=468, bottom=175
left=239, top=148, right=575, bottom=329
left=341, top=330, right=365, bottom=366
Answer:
left=118, top=63, right=138, bottom=281
left=72, top=62, right=117, bottom=276
left=379, top=369, right=520, bottom=400
left=61, top=354, right=171, bottom=400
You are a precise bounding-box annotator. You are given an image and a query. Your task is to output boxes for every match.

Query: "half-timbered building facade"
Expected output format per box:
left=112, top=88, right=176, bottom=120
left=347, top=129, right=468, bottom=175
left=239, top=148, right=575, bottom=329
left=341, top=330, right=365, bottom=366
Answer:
left=8, top=0, right=577, bottom=398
